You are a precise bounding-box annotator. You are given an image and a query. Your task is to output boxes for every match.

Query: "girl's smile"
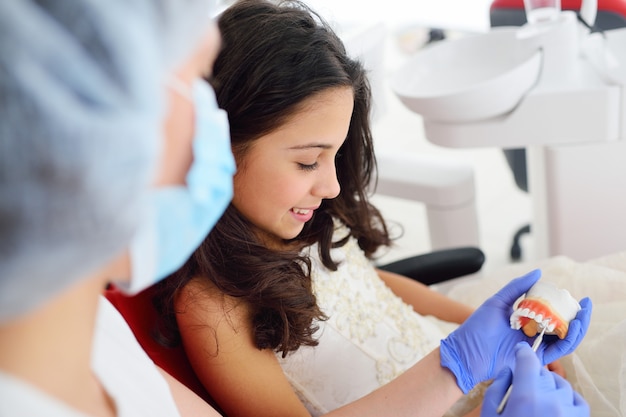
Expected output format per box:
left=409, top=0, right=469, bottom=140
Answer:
left=290, top=206, right=319, bottom=223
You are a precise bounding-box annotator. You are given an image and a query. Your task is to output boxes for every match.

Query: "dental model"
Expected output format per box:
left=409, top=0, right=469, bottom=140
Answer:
left=510, top=281, right=581, bottom=339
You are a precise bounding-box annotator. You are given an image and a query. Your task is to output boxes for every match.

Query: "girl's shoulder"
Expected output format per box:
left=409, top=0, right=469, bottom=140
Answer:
left=175, top=276, right=250, bottom=324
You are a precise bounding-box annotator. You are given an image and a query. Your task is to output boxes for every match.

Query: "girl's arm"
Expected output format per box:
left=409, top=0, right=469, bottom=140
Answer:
left=325, top=348, right=463, bottom=417
left=175, top=278, right=312, bottom=417
left=157, top=366, right=223, bottom=417
left=376, top=268, right=474, bottom=324
left=378, top=269, right=566, bottom=379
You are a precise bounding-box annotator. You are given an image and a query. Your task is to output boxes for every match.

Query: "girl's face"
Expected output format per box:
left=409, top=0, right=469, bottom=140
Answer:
left=232, top=87, right=354, bottom=246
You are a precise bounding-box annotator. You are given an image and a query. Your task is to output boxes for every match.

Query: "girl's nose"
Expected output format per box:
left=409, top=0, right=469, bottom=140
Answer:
left=313, top=164, right=340, bottom=200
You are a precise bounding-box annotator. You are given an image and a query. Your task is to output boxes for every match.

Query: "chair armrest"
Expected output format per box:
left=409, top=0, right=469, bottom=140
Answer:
left=374, top=150, right=480, bottom=249
left=378, top=247, right=485, bottom=286
left=375, top=150, right=475, bottom=207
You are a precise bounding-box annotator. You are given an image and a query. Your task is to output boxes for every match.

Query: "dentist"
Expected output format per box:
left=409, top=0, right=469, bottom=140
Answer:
left=0, top=0, right=232, bottom=415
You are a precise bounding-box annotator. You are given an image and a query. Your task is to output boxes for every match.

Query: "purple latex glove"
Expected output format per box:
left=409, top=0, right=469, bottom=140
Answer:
left=440, top=269, right=592, bottom=393
left=482, top=343, right=589, bottom=417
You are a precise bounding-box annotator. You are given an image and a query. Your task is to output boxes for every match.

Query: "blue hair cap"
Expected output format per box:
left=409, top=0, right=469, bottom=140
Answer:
left=0, top=0, right=214, bottom=321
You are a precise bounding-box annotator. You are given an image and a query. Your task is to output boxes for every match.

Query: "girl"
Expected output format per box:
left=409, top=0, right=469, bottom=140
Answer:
left=152, top=1, right=586, bottom=416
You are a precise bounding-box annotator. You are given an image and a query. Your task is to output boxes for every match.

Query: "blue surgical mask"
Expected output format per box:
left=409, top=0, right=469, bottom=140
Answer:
left=118, top=79, right=235, bottom=294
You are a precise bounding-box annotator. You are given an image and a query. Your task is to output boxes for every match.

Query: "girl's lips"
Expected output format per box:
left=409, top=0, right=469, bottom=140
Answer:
left=290, top=207, right=317, bottom=223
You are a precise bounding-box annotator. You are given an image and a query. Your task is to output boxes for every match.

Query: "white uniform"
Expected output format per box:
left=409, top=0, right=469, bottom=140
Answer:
left=0, top=298, right=181, bottom=417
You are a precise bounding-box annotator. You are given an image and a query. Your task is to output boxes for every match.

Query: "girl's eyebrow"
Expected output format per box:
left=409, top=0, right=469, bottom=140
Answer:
left=288, top=143, right=333, bottom=150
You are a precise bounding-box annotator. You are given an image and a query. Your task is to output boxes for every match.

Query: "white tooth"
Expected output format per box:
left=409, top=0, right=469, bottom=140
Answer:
left=521, top=308, right=530, bottom=317
left=534, top=314, right=543, bottom=322
left=548, top=323, right=556, bottom=332
left=527, top=309, right=535, bottom=319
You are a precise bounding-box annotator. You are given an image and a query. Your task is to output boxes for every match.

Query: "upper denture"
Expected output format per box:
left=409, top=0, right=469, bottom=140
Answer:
left=510, top=281, right=581, bottom=339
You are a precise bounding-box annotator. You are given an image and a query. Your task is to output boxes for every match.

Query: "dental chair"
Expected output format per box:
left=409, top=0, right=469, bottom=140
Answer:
left=490, top=0, right=626, bottom=260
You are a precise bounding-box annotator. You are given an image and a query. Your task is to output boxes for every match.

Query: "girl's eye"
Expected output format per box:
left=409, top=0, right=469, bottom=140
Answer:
left=297, top=162, right=319, bottom=171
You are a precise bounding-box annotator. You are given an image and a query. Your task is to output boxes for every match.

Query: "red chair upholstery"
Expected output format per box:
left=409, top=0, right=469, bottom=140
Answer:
left=104, top=285, right=221, bottom=410
left=491, top=0, right=626, bottom=13
left=491, top=0, right=626, bottom=28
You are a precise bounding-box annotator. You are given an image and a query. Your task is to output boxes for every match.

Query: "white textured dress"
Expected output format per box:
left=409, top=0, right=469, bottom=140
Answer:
left=276, top=225, right=469, bottom=416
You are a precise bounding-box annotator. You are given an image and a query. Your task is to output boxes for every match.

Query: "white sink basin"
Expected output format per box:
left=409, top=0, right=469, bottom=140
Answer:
left=391, top=28, right=542, bottom=123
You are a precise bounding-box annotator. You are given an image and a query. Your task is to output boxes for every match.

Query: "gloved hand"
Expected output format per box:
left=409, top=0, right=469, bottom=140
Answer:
left=481, top=343, right=589, bottom=417
left=440, top=269, right=592, bottom=393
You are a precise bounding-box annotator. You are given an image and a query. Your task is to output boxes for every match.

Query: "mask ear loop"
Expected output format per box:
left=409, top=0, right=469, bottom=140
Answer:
left=165, top=76, right=198, bottom=145
left=165, top=76, right=193, bottom=101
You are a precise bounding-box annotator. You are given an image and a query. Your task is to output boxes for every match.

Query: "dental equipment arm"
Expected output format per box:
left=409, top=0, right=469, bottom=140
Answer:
left=580, top=0, right=598, bottom=27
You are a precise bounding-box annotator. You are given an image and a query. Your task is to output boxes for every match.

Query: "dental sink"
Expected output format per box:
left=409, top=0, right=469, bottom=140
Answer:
left=389, top=9, right=626, bottom=262
left=391, top=28, right=542, bottom=123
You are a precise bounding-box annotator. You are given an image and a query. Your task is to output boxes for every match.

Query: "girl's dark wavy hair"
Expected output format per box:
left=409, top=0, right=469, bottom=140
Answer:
left=153, top=0, right=391, bottom=357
